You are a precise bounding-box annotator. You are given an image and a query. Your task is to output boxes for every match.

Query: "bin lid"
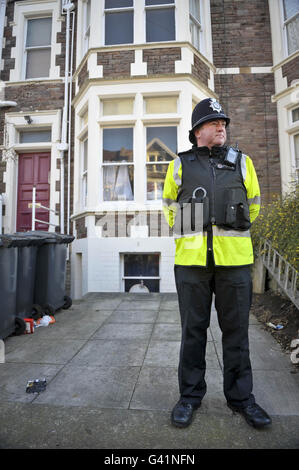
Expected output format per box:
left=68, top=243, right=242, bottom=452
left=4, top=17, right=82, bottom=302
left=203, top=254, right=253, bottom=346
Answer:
left=0, top=234, right=32, bottom=248
left=20, top=231, right=75, bottom=244
left=13, top=232, right=48, bottom=246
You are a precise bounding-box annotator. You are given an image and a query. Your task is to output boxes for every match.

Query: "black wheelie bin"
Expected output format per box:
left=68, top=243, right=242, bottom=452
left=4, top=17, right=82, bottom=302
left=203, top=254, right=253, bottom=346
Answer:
left=14, top=232, right=45, bottom=323
left=0, top=234, right=26, bottom=338
left=25, top=231, right=74, bottom=316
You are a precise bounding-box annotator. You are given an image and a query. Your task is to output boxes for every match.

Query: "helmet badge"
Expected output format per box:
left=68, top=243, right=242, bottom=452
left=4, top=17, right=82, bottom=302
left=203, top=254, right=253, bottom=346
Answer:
left=209, top=98, right=222, bottom=113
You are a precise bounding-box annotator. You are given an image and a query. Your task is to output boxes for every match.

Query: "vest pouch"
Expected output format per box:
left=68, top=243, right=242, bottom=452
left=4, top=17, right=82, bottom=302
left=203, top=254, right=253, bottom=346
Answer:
left=224, top=202, right=251, bottom=230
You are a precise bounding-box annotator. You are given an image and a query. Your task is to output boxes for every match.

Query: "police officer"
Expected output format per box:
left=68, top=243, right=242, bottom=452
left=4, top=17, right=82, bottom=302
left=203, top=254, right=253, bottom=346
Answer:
left=163, top=97, right=271, bottom=429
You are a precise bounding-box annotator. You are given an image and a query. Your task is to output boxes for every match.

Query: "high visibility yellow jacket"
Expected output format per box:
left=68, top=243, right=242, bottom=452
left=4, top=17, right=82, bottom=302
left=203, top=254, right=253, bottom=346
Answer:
left=162, top=147, right=261, bottom=267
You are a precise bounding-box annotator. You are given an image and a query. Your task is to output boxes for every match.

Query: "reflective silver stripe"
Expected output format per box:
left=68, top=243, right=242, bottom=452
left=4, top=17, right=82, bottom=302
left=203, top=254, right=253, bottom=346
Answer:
left=213, top=226, right=251, bottom=237
left=162, top=198, right=177, bottom=207
left=173, top=157, right=182, bottom=186
left=248, top=195, right=261, bottom=205
left=174, top=231, right=208, bottom=240
left=240, top=153, right=247, bottom=182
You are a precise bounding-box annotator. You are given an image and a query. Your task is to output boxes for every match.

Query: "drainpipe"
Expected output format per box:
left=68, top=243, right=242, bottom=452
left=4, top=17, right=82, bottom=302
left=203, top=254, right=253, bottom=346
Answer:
left=58, top=1, right=74, bottom=234
left=67, top=9, right=75, bottom=235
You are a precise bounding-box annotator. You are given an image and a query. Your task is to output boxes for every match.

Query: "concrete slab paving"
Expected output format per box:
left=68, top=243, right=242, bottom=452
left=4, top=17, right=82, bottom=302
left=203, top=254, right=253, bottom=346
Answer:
left=1, top=292, right=299, bottom=450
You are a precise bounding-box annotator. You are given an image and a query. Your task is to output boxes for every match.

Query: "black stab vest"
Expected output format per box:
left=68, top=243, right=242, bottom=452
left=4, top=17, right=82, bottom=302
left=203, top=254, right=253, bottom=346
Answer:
left=176, top=146, right=251, bottom=231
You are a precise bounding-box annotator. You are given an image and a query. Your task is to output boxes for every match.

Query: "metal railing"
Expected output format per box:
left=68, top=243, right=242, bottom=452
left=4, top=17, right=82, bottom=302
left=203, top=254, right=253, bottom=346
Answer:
left=261, top=239, right=299, bottom=309
left=29, top=186, right=58, bottom=231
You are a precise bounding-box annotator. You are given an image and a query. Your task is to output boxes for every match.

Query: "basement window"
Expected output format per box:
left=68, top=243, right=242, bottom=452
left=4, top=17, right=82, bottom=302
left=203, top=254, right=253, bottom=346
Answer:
left=123, top=253, right=160, bottom=292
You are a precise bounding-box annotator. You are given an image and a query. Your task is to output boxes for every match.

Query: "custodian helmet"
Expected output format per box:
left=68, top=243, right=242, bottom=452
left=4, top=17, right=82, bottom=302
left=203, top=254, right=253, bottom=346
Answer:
left=189, top=98, right=230, bottom=145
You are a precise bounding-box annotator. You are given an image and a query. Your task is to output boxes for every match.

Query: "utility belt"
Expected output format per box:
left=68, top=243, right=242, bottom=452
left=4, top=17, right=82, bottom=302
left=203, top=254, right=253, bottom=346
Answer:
left=174, top=187, right=251, bottom=237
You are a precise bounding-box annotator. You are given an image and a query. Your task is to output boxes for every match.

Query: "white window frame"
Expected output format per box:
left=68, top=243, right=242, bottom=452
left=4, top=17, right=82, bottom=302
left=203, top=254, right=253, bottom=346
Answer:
left=145, top=0, right=176, bottom=43
left=82, top=0, right=91, bottom=55
left=104, top=0, right=134, bottom=46
left=189, top=0, right=202, bottom=51
left=23, top=15, right=53, bottom=80
left=101, top=126, right=135, bottom=203
left=10, top=0, right=61, bottom=82
left=121, top=252, right=161, bottom=293
left=81, top=135, right=88, bottom=209
left=292, top=132, right=299, bottom=181
left=145, top=124, right=178, bottom=202
left=281, top=0, right=299, bottom=57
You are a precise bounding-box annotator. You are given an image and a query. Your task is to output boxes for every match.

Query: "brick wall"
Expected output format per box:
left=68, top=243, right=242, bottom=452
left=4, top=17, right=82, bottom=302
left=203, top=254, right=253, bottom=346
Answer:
left=282, top=55, right=299, bottom=87
left=97, top=50, right=135, bottom=78
left=211, top=0, right=273, bottom=68
left=215, top=73, right=281, bottom=203
left=143, top=47, right=181, bottom=75
left=211, top=0, right=280, bottom=203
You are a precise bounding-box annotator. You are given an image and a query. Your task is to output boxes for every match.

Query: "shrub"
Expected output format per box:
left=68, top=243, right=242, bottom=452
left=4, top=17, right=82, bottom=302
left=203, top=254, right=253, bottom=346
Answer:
left=251, top=183, right=299, bottom=272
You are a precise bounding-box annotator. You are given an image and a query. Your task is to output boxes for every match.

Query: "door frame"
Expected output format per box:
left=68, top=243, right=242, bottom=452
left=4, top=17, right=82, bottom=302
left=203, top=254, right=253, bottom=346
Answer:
left=2, top=110, right=61, bottom=233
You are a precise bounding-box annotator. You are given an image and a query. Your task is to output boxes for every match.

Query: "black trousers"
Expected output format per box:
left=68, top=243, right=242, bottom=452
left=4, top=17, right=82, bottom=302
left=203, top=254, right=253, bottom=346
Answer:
left=174, top=253, right=255, bottom=409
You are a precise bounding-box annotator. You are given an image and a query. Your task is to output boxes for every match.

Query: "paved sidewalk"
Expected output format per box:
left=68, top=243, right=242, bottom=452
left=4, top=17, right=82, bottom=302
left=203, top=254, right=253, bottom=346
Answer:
left=0, top=292, right=299, bottom=449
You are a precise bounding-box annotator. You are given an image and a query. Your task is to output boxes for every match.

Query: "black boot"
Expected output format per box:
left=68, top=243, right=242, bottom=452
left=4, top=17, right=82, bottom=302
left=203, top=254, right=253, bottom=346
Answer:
left=228, top=403, right=272, bottom=428
left=171, top=400, right=201, bottom=428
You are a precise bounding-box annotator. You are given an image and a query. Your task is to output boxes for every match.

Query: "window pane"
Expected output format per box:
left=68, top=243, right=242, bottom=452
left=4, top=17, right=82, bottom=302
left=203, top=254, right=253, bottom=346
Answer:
left=83, top=139, right=88, bottom=171
left=283, top=0, right=299, bottom=20
left=19, top=130, right=51, bottom=143
left=147, top=163, right=169, bottom=200
left=103, top=128, right=133, bottom=162
left=105, top=0, right=133, bottom=8
left=105, top=11, right=133, bottom=45
left=82, top=174, right=87, bottom=207
left=292, top=107, right=299, bottom=122
left=190, top=0, right=200, bottom=21
left=26, top=49, right=51, bottom=78
left=146, top=8, right=175, bottom=42
left=26, top=18, right=52, bottom=47
left=124, top=254, right=159, bottom=276
left=86, top=0, right=91, bottom=27
left=286, top=15, right=299, bottom=55
left=146, top=126, right=177, bottom=155
left=146, top=0, right=174, bottom=5
left=103, top=98, right=134, bottom=115
left=145, top=96, right=177, bottom=114
left=146, top=127, right=177, bottom=200
left=103, top=164, right=134, bottom=200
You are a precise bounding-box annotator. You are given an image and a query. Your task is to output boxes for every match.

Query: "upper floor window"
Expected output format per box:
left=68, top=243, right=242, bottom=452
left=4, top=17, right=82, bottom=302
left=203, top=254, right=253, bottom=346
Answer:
left=282, top=0, right=299, bottom=55
left=292, top=106, right=299, bottom=122
left=25, top=17, right=52, bottom=79
left=189, top=0, right=202, bottom=50
left=104, top=0, right=134, bottom=45
left=83, top=0, right=91, bottom=55
left=145, top=0, right=175, bottom=42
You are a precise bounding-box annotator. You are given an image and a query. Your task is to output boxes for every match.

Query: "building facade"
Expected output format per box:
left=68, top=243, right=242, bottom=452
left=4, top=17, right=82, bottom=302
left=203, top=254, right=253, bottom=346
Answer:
left=0, top=0, right=298, bottom=297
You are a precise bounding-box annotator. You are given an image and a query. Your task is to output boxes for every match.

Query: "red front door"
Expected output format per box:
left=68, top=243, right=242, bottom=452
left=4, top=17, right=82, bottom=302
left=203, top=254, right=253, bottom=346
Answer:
left=17, top=152, right=51, bottom=232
